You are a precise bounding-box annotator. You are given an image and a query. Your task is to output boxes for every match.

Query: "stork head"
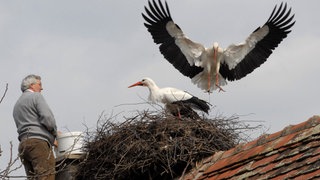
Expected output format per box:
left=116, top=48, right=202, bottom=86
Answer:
left=213, top=42, right=219, bottom=49
left=128, top=77, right=155, bottom=88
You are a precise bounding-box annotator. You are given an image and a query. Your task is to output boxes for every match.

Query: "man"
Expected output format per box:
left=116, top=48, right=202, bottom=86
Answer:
left=13, top=74, right=57, bottom=180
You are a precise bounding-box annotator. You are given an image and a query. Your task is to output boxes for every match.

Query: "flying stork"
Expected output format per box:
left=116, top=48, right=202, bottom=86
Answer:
left=128, top=77, right=210, bottom=118
left=142, top=0, right=295, bottom=92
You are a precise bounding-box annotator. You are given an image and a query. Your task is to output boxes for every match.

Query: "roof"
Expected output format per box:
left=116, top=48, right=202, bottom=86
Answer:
left=183, top=115, right=320, bottom=180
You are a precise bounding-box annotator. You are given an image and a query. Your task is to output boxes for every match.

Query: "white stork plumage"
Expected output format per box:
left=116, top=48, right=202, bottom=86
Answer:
left=128, top=77, right=210, bottom=118
left=142, top=0, right=295, bottom=92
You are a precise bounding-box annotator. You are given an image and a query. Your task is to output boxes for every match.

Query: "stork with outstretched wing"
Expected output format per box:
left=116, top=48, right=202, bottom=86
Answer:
left=142, top=0, right=295, bottom=93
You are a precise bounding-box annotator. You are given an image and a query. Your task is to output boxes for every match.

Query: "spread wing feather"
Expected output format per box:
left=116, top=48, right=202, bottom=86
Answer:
left=142, top=0, right=203, bottom=78
left=220, top=3, right=295, bottom=81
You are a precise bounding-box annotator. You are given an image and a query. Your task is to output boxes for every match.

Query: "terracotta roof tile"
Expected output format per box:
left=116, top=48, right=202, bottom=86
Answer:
left=182, top=115, right=320, bottom=180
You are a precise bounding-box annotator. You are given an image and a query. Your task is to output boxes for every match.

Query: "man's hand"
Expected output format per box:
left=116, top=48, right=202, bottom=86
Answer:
left=54, top=139, right=58, bottom=147
left=54, top=131, right=62, bottom=147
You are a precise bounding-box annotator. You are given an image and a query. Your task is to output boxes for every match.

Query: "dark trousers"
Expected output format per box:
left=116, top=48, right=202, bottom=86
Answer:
left=18, top=138, right=55, bottom=180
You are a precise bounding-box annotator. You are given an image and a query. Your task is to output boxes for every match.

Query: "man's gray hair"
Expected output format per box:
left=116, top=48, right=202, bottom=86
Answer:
left=21, top=74, right=41, bottom=92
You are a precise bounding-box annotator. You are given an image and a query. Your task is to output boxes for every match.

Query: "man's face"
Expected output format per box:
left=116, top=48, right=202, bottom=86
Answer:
left=30, top=80, right=43, bottom=92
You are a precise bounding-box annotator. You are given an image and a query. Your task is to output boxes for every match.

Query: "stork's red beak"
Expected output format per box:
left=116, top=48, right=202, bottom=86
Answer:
left=128, top=81, right=143, bottom=88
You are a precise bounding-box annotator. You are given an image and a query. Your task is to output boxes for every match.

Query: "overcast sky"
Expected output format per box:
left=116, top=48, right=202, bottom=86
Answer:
left=1, top=0, right=319, bottom=177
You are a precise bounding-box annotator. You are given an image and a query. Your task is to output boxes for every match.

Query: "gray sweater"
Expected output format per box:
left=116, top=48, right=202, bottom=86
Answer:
left=13, top=91, right=57, bottom=145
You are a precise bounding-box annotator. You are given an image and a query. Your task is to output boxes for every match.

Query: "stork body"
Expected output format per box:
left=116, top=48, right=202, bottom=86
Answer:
left=128, top=77, right=210, bottom=117
left=142, top=0, right=295, bottom=92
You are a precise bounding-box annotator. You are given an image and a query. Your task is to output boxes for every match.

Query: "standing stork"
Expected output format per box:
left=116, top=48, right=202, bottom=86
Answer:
left=128, top=77, right=210, bottom=118
left=142, top=0, right=295, bottom=92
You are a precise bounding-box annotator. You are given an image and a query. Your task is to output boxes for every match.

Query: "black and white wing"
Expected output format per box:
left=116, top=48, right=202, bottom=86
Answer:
left=142, top=0, right=204, bottom=79
left=219, top=3, right=295, bottom=81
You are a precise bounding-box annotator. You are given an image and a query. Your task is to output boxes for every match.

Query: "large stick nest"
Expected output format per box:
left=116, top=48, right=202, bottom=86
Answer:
left=76, top=110, right=255, bottom=180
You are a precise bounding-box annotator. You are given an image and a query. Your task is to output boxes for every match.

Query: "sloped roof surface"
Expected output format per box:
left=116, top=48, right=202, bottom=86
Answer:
left=183, top=115, right=320, bottom=180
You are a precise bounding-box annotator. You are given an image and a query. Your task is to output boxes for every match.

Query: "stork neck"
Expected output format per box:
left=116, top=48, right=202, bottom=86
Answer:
left=147, top=83, right=160, bottom=91
left=214, top=46, right=218, bottom=61
left=146, top=83, right=160, bottom=97
left=147, top=84, right=161, bottom=103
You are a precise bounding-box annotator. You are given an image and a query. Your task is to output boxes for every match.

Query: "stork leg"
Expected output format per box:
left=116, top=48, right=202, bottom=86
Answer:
left=215, top=74, right=225, bottom=92
left=207, top=73, right=225, bottom=92
left=207, top=73, right=211, bottom=93
left=213, top=46, right=225, bottom=92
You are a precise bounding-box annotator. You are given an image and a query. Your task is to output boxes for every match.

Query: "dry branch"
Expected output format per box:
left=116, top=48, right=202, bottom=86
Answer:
left=0, top=142, right=23, bottom=179
left=0, top=83, right=8, bottom=105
